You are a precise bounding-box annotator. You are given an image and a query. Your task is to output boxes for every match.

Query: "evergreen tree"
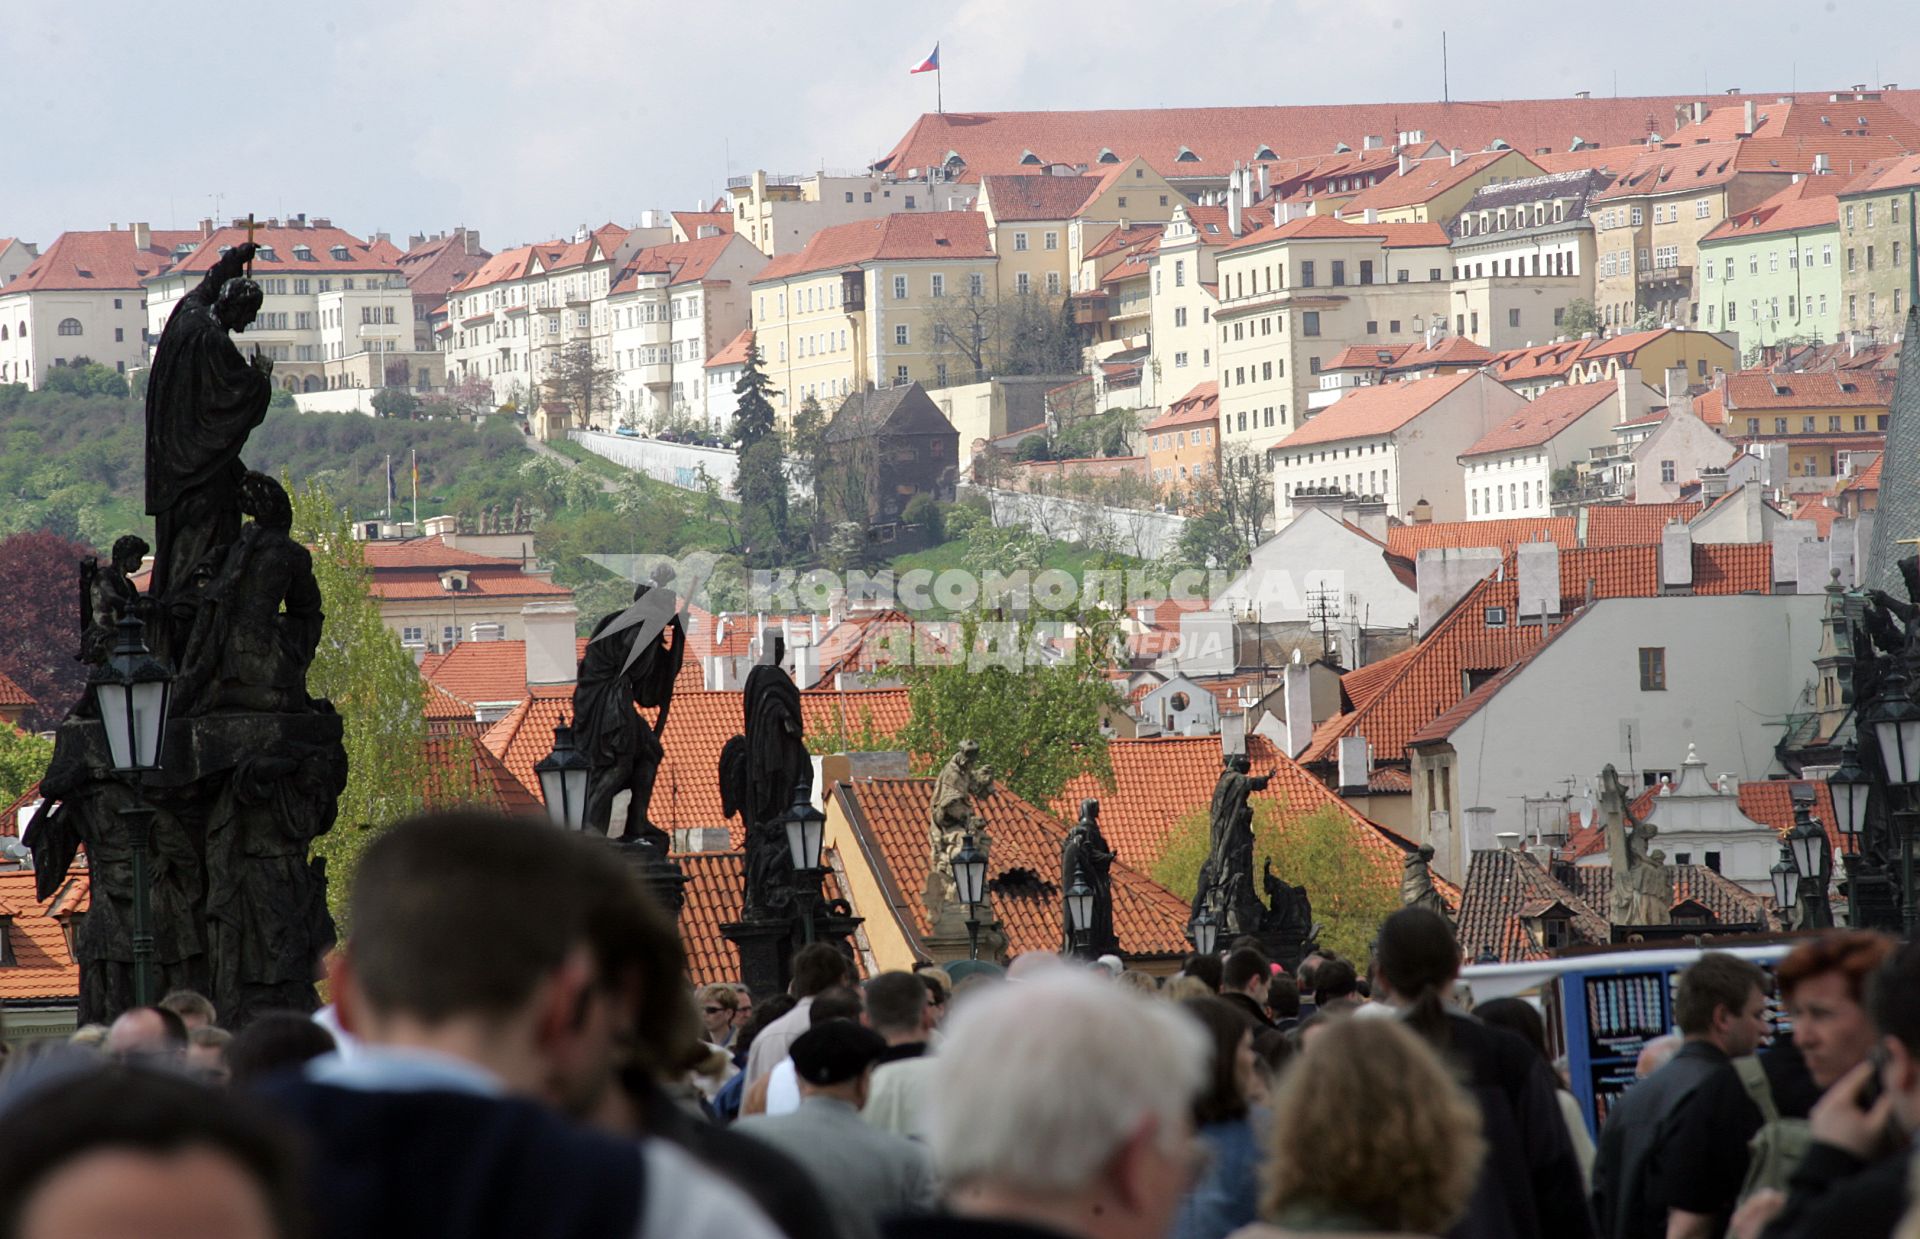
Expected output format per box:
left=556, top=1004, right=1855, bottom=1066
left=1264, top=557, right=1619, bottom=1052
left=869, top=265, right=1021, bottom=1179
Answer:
left=730, top=344, right=779, bottom=447
left=731, top=345, right=789, bottom=565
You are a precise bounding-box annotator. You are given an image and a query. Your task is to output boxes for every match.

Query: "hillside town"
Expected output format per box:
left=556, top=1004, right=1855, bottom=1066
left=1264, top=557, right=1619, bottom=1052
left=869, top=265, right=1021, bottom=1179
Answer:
left=7, top=36, right=1920, bottom=1239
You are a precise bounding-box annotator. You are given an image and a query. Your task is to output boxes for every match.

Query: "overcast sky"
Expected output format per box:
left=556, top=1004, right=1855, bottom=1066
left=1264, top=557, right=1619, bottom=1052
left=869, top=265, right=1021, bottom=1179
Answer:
left=4, top=0, right=1916, bottom=249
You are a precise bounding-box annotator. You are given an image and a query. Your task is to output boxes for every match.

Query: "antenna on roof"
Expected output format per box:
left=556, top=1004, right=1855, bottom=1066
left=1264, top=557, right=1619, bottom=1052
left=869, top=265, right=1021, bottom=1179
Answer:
left=1441, top=31, right=1449, bottom=105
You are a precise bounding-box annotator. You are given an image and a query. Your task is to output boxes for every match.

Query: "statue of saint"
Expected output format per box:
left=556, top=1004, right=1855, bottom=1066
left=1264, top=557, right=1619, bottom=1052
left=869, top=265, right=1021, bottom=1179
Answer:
left=1194, top=754, right=1271, bottom=933
left=79, top=535, right=151, bottom=665
left=720, top=637, right=810, bottom=920
left=1260, top=858, right=1314, bottom=945
left=927, top=740, right=994, bottom=913
left=143, top=240, right=272, bottom=631
left=573, top=576, right=685, bottom=847
left=1401, top=844, right=1452, bottom=924
left=1061, top=798, right=1116, bottom=955
left=1601, top=764, right=1671, bottom=925
left=174, top=474, right=322, bottom=715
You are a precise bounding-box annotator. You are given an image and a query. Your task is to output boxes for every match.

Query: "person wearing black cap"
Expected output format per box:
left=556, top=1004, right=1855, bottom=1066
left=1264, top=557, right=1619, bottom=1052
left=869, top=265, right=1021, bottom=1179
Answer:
left=735, top=1019, right=939, bottom=1239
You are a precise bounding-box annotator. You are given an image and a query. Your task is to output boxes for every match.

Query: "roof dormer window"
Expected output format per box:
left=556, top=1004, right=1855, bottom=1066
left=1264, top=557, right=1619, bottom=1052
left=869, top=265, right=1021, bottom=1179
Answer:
left=1175, top=146, right=1200, bottom=163
left=440, top=569, right=471, bottom=592
left=1097, top=147, right=1119, bottom=164
left=293, top=245, right=314, bottom=261
left=1255, top=145, right=1277, bottom=161
left=330, top=244, right=350, bottom=260
left=257, top=246, right=277, bottom=261
left=1019, top=149, right=1042, bottom=166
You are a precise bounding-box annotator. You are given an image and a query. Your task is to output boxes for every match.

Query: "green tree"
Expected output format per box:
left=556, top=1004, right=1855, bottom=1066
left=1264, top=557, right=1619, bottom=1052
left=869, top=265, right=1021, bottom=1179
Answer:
left=0, top=725, right=52, bottom=806
left=900, top=611, right=1119, bottom=809
left=1173, top=444, right=1271, bottom=571
left=1149, top=801, right=1403, bottom=961
left=1632, top=306, right=1663, bottom=331
left=788, top=394, right=830, bottom=527
left=371, top=388, right=423, bottom=419
left=736, top=437, right=790, bottom=568
left=268, top=387, right=297, bottom=412
left=290, top=478, right=443, bottom=927
left=40, top=359, right=129, bottom=399
left=543, top=342, right=620, bottom=428
left=900, top=493, right=943, bottom=543
left=730, top=345, right=779, bottom=447
left=1561, top=299, right=1599, bottom=336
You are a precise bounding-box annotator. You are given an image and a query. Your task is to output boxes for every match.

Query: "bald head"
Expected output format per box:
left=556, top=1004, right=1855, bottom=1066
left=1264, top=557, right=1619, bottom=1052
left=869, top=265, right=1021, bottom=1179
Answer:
left=107, top=1008, right=188, bottom=1062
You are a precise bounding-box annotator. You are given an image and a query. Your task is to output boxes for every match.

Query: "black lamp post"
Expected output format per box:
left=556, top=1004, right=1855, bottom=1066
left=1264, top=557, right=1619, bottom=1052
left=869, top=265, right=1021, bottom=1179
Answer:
left=785, top=789, right=826, bottom=945
left=533, top=723, right=590, bottom=830
left=1188, top=907, right=1219, bottom=958
left=1770, top=844, right=1801, bottom=929
left=88, top=614, right=174, bottom=1008
left=1065, top=874, right=1095, bottom=960
left=1788, top=797, right=1834, bottom=930
left=951, top=833, right=988, bottom=960
left=1865, top=665, right=1920, bottom=937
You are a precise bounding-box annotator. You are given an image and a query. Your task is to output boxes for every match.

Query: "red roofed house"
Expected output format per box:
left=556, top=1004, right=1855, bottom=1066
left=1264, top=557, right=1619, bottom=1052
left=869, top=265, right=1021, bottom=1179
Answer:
left=1460, top=377, right=1658, bottom=520
left=1839, top=153, right=1920, bottom=340
left=607, top=232, right=767, bottom=433
left=1485, top=338, right=1599, bottom=397
left=724, top=168, right=979, bottom=259
left=0, top=671, right=34, bottom=729
left=1144, top=381, right=1220, bottom=499
left=359, top=534, right=573, bottom=654
left=1447, top=169, right=1614, bottom=348
left=747, top=212, right=997, bottom=429
left=1271, top=371, right=1527, bottom=524
left=396, top=227, right=490, bottom=353
left=0, top=867, right=87, bottom=1039
left=1142, top=202, right=1241, bottom=405
left=0, top=223, right=198, bottom=388
left=1714, top=367, right=1894, bottom=480
left=141, top=217, right=442, bottom=397
left=1336, top=149, right=1544, bottom=226
left=1214, top=210, right=1461, bottom=455
left=703, top=328, right=755, bottom=428
left=976, top=159, right=1186, bottom=318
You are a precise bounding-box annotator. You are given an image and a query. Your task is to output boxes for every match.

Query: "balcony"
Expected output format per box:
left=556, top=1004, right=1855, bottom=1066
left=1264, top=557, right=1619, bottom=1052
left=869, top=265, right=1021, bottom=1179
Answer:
left=1071, top=291, right=1112, bottom=326
left=1637, top=264, right=1692, bottom=287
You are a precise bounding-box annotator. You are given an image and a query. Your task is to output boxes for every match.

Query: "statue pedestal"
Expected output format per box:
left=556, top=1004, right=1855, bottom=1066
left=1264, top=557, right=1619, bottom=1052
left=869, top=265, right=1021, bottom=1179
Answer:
left=923, top=903, right=1008, bottom=966
left=721, top=907, right=863, bottom=1001
left=607, top=839, right=688, bottom=923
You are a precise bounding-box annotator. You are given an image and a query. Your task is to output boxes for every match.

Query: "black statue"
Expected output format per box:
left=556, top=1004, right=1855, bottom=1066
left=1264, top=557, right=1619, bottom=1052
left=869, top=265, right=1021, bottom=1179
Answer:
left=720, top=637, right=810, bottom=920
left=144, top=240, right=271, bottom=629
left=175, top=474, right=321, bottom=715
left=1061, top=798, right=1117, bottom=956
left=1193, top=754, right=1272, bottom=934
left=79, top=535, right=151, bottom=666
left=573, top=576, right=685, bottom=847
left=1260, top=858, right=1315, bottom=945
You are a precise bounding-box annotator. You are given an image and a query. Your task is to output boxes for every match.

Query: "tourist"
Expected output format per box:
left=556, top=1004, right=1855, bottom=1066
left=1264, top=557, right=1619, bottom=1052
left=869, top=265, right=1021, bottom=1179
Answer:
left=1234, top=1016, right=1485, bottom=1238
left=0, top=1066, right=303, bottom=1239
left=864, top=971, right=939, bottom=1139
left=106, top=1006, right=189, bottom=1064
left=1733, top=938, right=1916, bottom=1239
left=187, top=1026, right=234, bottom=1086
left=889, top=970, right=1206, bottom=1239
left=1593, top=952, right=1770, bottom=1239
left=698, top=982, right=744, bottom=1049
left=1170, top=997, right=1265, bottom=1239
left=1635, top=1034, right=1683, bottom=1079
left=1371, top=908, right=1594, bottom=1239
left=744, top=943, right=856, bottom=1086
left=1181, top=952, right=1224, bottom=993
left=745, top=985, right=864, bottom=1117
left=1474, top=997, right=1595, bottom=1190
left=225, top=1013, right=337, bottom=1089
left=736, top=1020, right=939, bottom=1239
left=161, top=989, right=219, bottom=1033
left=1218, top=948, right=1286, bottom=1066
left=255, top=809, right=781, bottom=1239
left=913, top=966, right=953, bottom=1031
left=1115, top=970, right=1162, bottom=997
left=713, top=993, right=799, bottom=1121
left=1311, top=956, right=1359, bottom=1008
left=1266, top=973, right=1301, bottom=1033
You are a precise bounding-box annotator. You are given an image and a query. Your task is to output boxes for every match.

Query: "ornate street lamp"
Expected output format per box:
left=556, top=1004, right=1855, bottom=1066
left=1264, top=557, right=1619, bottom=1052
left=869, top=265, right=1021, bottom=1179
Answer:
left=785, top=789, right=827, bottom=945
left=1770, top=845, right=1801, bottom=926
left=1789, top=798, right=1834, bottom=930
left=1866, top=666, right=1920, bottom=935
left=89, top=613, right=174, bottom=1008
left=533, top=723, right=590, bottom=830
left=951, top=833, right=988, bottom=961
left=1065, top=874, right=1095, bottom=960
left=1189, top=907, right=1219, bottom=958
left=1829, top=741, right=1871, bottom=847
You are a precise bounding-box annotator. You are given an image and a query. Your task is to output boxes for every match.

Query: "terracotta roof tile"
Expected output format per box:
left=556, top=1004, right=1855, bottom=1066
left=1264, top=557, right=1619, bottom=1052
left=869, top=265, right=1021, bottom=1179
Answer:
left=1722, top=370, right=1896, bottom=410
left=1700, top=179, right=1840, bottom=244
left=705, top=329, right=754, bottom=369
left=1581, top=502, right=1704, bottom=547
left=6, top=228, right=202, bottom=293
left=359, top=536, right=531, bottom=570
left=1486, top=339, right=1597, bottom=384
left=420, top=638, right=591, bottom=707
left=0, top=869, right=80, bottom=1002
left=1461, top=383, right=1616, bottom=457
left=671, top=210, right=734, bottom=239
left=367, top=568, right=572, bottom=602
left=610, top=233, right=757, bottom=295
left=1272, top=371, right=1478, bottom=450
left=673, top=851, right=853, bottom=986
left=1324, top=344, right=1413, bottom=371
left=1384, top=517, right=1576, bottom=561
left=980, top=175, right=1102, bottom=222
left=1844, top=455, right=1883, bottom=493
left=0, top=671, right=32, bottom=709
left=1389, top=335, right=1494, bottom=372
left=840, top=776, right=1193, bottom=958
left=1341, top=151, right=1540, bottom=214
left=157, top=224, right=398, bottom=276
left=1143, top=382, right=1219, bottom=431
left=752, top=213, right=993, bottom=284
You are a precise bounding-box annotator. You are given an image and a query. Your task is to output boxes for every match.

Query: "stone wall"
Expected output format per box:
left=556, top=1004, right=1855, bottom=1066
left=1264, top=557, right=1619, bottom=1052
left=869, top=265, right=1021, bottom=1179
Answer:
left=571, top=430, right=739, bottom=494
left=965, top=484, right=1187, bottom=561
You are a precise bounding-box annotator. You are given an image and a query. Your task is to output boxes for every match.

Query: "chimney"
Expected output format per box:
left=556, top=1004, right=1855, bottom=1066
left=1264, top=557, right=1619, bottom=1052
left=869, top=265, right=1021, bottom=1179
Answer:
left=1363, top=207, right=1379, bottom=224
left=1416, top=547, right=1501, bottom=636
left=1398, top=152, right=1412, bottom=176
left=200, top=218, right=215, bottom=237
left=1450, top=147, right=1463, bottom=166
left=1516, top=540, right=1562, bottom=619
left=1660, top=521, right=1695, bottom=591
left=1410, top=497, right=1433, bottom=524
left=1256, top=163, right=1269, bottom=196
left=1814, top=152, right=1831, bottom=175
left=1337, top=735, right=1373, bottom=793
left=1228, top=190, right=1242, bottom=238
left=1743, top=99, right=1757, bottom=135
left=1700, top=466, right=1728, bottom=498
left=131, top=222, right=151, bottom=251
left=1343, top=495, right=1389, bottom=539
left=1282, top=657, right=1315, bottom=758
left=1363, top=134, right=1383, bottom=150
left=522, top=602, right=581, bottom=686
left=1496, top=831, right=1522, bottom=852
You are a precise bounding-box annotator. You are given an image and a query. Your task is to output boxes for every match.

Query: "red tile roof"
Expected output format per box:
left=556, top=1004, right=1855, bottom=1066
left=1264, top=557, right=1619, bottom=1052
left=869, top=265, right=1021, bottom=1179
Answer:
left=367, top=567, right=573, bottom=602
left=979, top=174, right=1102, bottom=221
left=1460, top=383, right=1615, bottom=457
left=156, top=224, right=398, bottom=276
left=1793, top=496, right=1842, bottom=537
left=0, top=671, right=32, bottom=709
left=483, top=688, right=913, bottom=846
left=1221, top=213, right=1448, bottom=253
left=752, top=213, right=993, bottom=284
left=419, top=637, right=591, bottom=707
left=611, top=233, right=756, bottom=295
left=1144, top=382, right=1219, bottom=431
left=396, top=232, right=492, bottom=299
left=1486, top=340, right=1596, bottom=385
left=1389, top=335, right=1494, bottom=372
left=1577, top=328, right=1675, bottom=360
left=705, top=328, right=754, bottom=369
left=1700, top=179, right=1840, bottom=243
left=1842, top=153, right=1920, bottom=196
left=6, top=227, right=202, bottom=293
left=837, top=776, right=1193, bottom=959
left=1324, top=344, right=1412, bottom=371
left=359, top=535, right=530, bottom=570
left=1383, top=517, right=1576, bottom=562
left=1581, top=502, right=1704, bottom=547
left=1843, top=455, right=1883, bottom=493
left=1721, top=370, right=1896, bottom=410
left=1340, top=151, right=1541, bottom=214
left=0, top=869, right=80, bottom=1002
left=673, top=851, right=854, bottom=986
left=449, top=225, right=626, bottom=295
left=671, top=210, right=734, bottom=239
left=1272, top=371, right=1478, bottom=450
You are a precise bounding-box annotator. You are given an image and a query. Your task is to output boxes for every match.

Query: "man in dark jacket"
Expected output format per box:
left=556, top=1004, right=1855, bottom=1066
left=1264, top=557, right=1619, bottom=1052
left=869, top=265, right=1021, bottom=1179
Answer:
left=1219, top=948, right=1288, bottom=1063
left=1592, top=952, right=1771, bottom=1239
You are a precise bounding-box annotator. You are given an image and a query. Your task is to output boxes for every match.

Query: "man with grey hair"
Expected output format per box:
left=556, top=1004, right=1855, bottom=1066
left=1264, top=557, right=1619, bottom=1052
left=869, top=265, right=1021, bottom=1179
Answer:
left=885, top=972, right=1206, bottom=1239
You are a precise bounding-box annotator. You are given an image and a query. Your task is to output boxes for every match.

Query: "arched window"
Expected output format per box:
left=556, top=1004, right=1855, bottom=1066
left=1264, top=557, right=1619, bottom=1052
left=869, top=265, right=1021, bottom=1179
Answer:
left=57, top=318, right=82, bottom=336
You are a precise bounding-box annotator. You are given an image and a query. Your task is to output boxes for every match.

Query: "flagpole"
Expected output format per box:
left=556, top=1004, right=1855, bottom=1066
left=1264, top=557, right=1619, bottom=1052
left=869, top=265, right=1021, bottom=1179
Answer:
left=937, top=62, right=943, bottom=114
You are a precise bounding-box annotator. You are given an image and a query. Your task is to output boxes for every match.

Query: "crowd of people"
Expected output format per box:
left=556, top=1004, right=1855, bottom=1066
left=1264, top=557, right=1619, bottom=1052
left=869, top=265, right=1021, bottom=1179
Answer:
left=0, top=809, right=1915, bottom=1239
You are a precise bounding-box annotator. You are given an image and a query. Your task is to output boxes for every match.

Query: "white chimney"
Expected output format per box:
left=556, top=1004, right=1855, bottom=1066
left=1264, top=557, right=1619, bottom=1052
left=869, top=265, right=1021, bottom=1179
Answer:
left=1814, top=152, right=1831, bottom=175
left=131, top=222, right=151, bottom=251
left=1398, top=152, right=1412, bottom=176
left=1449, top=148, right=1463, bottom=166
left=1660, top=521, right=1694, bottom=590
left=1337, top=735, right=1373, bottom=792
left=1257, top=163, right=1269, bottom=196
left=1516, top=540, right=1562, bottom=619
left=1282, top=658, right=1315, bottom=758
left=1228, top=190, right=1242, bottom=238
left=522, top=602, right=581, bottom=686
left=1743, top=99, right=1757, bottom=134
left=1496, top=831, right=1522, bottom=851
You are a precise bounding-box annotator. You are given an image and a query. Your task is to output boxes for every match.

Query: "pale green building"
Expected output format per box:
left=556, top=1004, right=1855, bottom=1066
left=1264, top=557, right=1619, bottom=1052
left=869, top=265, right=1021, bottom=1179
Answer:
left=1699, top=183, right=1841, bottom=359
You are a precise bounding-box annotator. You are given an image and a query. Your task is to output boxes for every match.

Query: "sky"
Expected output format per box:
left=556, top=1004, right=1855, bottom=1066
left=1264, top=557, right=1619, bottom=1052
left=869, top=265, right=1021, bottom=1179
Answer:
left=4, top=0, right=1918, bottom=249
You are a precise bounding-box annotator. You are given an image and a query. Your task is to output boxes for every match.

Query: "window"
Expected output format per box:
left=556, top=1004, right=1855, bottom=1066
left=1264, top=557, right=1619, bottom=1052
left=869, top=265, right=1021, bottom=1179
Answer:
left=1013, top=232, right=1029, bottom=251
left=1174, top=260, right=1186, bottom=288
left=1638, top=647, right=1666, bottom=691
left=1359, top=259, right=1374, bottom=284
left=57, top=318, right=82, bottom=336
left=1016, top=272, right=1031, bottom=294
left=893, top=276, right=908, bottom=299
left=1846, top=204, right=1856, bottom=230
left=1045, top=271, right=1061, bottom=294
left=1631, top=206, right=1644, bottom=226
left=931, top=274, right=945, bottom=298
left=1299, top=261, right=1315, bottom=288
left=1775, top=416, right=1788, bottom=435
left=1365, top=320, right=1378, bottom=335
left=1044, top=231, right=1059, bottom=250
left=969, top=273, right=984, bottom=297
left=1174, top=351, right=1189, bottom=367
left=1174, top=307, right=1187, bottom=327
left=1660, top=459, right=1676, bottom=483
left=895, top=324, right=910, bottom=345
left=401, top=627, right=424, bottom=645
left=1331, top=260, right=1346, bottom=286
left=1508, top=308, right=1521, bottom=328
left=1302, top=311, right=1321, bottom=336
left=895, top=365, right=909, bottom=383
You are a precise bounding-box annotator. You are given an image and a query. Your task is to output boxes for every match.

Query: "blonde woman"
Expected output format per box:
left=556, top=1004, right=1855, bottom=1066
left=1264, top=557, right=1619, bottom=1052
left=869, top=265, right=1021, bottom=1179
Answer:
left=1232, top=1018, right=1485, bottom=1238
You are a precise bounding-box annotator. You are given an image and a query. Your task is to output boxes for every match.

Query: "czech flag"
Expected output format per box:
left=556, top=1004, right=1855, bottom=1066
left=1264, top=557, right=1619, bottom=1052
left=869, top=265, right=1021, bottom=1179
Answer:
left=910, top=43, right=939, bottom=74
